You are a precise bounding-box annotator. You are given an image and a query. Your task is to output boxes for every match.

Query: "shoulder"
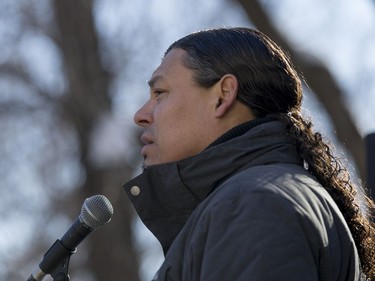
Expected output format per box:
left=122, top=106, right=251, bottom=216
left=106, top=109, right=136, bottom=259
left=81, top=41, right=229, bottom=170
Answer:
left=199, top=163, right=340, bottom=236
left=211, top=163, right=319, bottom=206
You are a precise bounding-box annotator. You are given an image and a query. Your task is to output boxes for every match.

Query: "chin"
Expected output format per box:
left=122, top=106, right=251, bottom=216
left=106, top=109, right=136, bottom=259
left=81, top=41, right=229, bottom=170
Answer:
left=142, top=158, right=155, bottom=170
left=141, top=162, right=146, bottom=170
left=142, top=158, right=150, bottom=171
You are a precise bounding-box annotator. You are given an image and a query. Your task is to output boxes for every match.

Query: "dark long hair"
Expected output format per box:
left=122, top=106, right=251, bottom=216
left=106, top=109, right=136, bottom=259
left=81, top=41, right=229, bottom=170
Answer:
left=166, top=27, right=375, bottom=278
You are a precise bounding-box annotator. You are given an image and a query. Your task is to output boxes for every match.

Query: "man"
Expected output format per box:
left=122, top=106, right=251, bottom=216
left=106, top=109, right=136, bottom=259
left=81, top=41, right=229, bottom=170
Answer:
left=123, top=28, right=375, bottom=280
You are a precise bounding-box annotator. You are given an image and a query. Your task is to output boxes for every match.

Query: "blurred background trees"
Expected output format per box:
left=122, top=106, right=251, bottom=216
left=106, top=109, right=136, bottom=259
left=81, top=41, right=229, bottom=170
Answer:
left=0, top=0, right=374, bottom=280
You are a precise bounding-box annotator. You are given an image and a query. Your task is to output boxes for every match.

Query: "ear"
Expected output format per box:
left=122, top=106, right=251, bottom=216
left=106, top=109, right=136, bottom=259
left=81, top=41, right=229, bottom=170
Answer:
left=215, top=74, right=239, bottom=118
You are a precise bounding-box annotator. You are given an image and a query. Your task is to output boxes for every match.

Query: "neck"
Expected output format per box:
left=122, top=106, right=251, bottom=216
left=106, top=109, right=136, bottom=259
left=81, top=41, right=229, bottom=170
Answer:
left=206, top=117, right=274, bottom=148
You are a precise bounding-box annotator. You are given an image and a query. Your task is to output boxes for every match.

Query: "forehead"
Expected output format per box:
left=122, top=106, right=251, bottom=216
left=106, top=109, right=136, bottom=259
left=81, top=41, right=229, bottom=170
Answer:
left=148, top=49, right=191, bottom=87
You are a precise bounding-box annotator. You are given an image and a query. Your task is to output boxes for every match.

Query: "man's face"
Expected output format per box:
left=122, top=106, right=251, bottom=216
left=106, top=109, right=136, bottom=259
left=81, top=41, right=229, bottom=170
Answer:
left=134, top=48, right=219, bottom=167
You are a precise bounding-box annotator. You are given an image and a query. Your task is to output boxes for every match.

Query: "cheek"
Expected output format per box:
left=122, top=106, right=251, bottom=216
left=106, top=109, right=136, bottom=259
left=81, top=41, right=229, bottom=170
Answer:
left=152, top=97, right=208, bottom=161
left=154, top=120, right=194, bottom=161
left=154, top=98, right=190, bottom=129
left=153, top=106, right=179, bottom=144
left=160, top=122, right=205, bottom=162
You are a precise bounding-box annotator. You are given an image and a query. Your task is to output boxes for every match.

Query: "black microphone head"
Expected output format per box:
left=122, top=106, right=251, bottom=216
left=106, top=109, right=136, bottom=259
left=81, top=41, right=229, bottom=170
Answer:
left=79, top=195, right=114, bottom=229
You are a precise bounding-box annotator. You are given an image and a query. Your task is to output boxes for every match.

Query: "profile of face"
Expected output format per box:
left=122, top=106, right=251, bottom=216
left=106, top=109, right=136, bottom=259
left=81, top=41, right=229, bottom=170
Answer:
left=133, top=48, right=222, bottom=168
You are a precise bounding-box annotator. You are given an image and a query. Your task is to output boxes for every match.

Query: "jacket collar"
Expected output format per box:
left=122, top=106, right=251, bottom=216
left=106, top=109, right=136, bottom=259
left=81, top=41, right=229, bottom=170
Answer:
left=123, top=120, right=302, bottom=253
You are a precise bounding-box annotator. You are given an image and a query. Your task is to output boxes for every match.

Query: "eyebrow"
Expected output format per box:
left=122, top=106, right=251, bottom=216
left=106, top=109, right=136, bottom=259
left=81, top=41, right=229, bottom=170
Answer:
left=147, top=75, right=163, bottom=88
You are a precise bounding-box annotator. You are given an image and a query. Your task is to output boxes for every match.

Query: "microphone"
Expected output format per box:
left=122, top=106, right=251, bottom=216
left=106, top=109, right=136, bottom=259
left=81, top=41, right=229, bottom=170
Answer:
left=27, top=195, right=114, bottom=281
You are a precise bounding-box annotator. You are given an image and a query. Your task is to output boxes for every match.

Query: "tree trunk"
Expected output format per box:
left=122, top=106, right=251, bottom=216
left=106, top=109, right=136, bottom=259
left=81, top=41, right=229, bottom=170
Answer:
left=52, top=0, right=140, bottom=280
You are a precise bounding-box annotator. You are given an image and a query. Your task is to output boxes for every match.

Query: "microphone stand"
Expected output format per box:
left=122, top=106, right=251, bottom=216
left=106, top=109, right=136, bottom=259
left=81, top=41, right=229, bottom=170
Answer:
left=27, top=239, right=75, bottom=281
left=49, top=251, right=72, bottom=281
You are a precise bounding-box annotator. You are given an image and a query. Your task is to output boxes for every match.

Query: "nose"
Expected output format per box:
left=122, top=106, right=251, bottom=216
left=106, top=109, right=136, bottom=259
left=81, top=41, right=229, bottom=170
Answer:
left=134, top=100, right=154, bottom=128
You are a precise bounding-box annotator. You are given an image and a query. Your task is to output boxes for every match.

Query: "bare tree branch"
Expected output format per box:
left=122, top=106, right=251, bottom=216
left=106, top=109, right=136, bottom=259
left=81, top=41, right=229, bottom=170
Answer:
left=0, top=101, right=41, bottom=117
left=0, top=62, right=56, bottom=103
left=20, top=1, right=59, bottom=44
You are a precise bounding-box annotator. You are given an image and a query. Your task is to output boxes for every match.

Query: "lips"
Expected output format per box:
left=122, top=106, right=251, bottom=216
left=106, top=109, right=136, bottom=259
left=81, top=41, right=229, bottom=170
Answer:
left=141, top=133, right=154, bottom=145
left=140, top=134, right=154, bottom=156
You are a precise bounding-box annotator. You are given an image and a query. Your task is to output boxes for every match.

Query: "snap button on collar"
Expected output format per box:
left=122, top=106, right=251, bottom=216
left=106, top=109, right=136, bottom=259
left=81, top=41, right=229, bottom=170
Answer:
left=130, top=185, right=141, bottom=196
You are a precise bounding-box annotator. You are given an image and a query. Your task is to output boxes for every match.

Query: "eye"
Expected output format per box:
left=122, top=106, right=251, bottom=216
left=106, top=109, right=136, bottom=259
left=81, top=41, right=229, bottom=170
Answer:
left=153, top=90, right=166, bottom=100
left=154, top=90, right=164, bottom=97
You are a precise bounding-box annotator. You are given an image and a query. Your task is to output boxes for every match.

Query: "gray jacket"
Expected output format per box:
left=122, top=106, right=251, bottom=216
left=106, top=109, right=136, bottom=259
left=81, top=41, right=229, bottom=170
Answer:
left=123, top=120, right=361, bottom=280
